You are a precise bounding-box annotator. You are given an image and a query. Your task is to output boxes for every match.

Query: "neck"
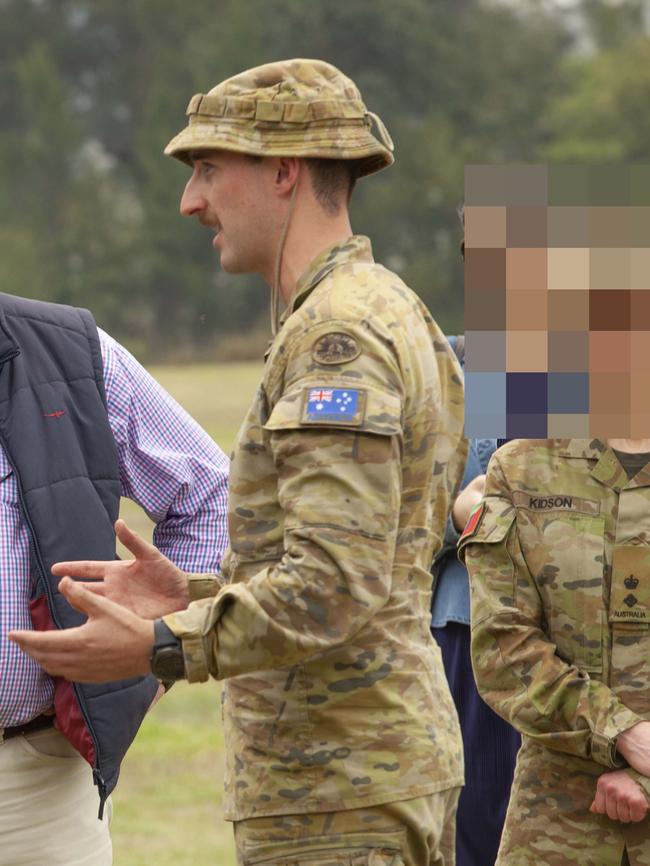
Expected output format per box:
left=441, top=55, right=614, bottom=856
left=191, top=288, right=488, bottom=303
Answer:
left=262, top=197, right=353, bottom=303
left=279, top=222, right=353, bottom=303
left=607, top=438, right=650, bottom=453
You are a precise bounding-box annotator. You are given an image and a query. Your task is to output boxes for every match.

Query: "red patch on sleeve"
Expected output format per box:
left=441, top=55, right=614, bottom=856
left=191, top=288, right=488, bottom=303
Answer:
left=460, top=501, right=486, bottom=543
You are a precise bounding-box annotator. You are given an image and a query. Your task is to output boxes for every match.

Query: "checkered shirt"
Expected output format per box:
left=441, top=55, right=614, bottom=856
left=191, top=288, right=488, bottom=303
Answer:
left=0, top=329, right=229, bottom=726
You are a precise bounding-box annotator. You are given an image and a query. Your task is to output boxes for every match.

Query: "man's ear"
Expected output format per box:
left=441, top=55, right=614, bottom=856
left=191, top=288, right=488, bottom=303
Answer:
left=274, top=157, right=301, bottom=198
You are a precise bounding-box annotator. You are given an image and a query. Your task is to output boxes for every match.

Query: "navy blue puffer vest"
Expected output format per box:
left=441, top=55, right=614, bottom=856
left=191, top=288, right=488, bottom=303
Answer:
left=0, top=293, right=158, bottom=816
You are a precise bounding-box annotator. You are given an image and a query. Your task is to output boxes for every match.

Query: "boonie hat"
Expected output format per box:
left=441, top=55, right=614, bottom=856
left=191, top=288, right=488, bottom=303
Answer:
left=164, top=58, right=394, bottom=177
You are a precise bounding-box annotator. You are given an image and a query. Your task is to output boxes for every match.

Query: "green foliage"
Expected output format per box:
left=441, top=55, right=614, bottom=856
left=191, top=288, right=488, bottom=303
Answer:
left=580, top=0, right=646, bottom=50
left=2, top=0, right=648, bottom=358
left=543, top=37, right=650, bottom=163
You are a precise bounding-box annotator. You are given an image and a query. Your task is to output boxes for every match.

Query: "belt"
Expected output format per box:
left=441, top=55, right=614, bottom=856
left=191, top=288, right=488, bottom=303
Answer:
left=0, top=713, right=55, bottom=743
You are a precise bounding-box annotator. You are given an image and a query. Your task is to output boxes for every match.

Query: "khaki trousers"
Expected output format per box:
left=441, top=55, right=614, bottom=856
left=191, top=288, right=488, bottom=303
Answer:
left=0, top=726, right=112, bottom=866
left=233, top=788, right=461, bottom=866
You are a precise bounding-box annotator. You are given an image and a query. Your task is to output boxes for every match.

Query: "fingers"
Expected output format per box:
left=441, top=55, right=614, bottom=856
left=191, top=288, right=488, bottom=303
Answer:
left=629, top=796, right=649, bottom=823
left=77, top=582, right=108, bottom=597
left=608, top=791, right=630, bottom=823
left=51, top=560, right=109, bottom=579
left=8, top=624, right=86, bottom=673
left=114, top=519, right=158, bottom=560
left=7, top=624, right=135, bottom=682
left=592, top=771, right=650, bottom=824
left=57, top=577, right=120, bottom=618
left=52, top=519, right=158, bottom=579
left=9, top=593, right=153, bottom=683
left=590, top=788, right=606, bottom=815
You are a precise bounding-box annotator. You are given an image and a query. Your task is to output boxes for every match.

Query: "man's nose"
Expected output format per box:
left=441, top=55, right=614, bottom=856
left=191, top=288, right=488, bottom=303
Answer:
left=180, top=176, right=206, bottom=217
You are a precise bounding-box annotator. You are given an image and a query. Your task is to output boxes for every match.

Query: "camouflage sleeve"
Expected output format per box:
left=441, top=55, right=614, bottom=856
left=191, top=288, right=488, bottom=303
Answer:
left=624, top=768, right=650, bottom=804
left=186, top=572, right=224, bottom=602
left=164, top=318, right=404, bottom=683
left=459, top=457, right=643, bottom=769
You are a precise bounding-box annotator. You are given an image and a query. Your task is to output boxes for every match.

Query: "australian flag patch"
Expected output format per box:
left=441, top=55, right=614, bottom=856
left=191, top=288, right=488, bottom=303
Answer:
left=302, top=387, right=364, bottom=425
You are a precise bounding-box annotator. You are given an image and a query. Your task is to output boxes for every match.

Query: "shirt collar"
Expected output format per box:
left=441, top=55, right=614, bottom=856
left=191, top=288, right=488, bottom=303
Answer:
left=280, top=235, right=374, bottom=326
left=555, top=438, right=644, bottom=490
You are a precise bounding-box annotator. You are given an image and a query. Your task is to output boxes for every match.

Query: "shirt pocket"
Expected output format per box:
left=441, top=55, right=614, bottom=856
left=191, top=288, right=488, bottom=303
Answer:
left=525, top=513, right=605, bottom=674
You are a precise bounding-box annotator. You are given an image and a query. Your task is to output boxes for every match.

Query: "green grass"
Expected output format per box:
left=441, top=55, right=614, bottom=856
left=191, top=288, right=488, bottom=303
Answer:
left=111, top=361, right=261, bottom=866
left=144, top=362, right=262, bottom=449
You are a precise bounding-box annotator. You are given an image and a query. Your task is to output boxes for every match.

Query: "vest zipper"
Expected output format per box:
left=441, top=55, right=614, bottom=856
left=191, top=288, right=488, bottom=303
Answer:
left=93, top=768, right=108, bottom=819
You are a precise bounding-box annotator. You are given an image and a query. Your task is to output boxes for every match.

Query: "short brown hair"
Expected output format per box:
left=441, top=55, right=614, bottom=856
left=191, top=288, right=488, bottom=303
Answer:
left=305, top=158, right=357, bottom=215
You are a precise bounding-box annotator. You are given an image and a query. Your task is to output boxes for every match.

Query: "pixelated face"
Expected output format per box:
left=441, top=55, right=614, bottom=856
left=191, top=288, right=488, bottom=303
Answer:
left=463, top=164, right=650, bottom=439
left=179, top=150, right=276, bottom=277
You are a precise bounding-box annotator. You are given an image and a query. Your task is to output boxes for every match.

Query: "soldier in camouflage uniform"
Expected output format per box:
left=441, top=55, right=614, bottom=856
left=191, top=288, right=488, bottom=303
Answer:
left=459, top=438, right=650, bottom=866
left=12, top=60, right=468, bottom=865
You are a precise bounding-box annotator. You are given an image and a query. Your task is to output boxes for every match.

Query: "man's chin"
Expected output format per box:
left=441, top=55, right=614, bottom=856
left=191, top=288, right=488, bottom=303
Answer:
left=218, top=254, right=252, bottom=276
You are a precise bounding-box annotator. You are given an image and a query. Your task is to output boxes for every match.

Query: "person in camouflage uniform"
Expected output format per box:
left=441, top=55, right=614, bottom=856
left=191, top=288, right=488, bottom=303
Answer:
left=459, top=438, right=650, bottom=866
left=11, top=60, right=468, bottom=866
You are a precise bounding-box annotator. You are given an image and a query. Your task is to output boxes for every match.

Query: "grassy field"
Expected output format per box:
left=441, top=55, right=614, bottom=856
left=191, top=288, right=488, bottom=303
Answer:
left=111, top=361, right=261, bottom=866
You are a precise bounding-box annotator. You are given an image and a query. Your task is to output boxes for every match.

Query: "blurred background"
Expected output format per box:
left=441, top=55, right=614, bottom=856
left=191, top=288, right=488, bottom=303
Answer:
left=7, top=0, right=650, bottom=363
left=4, top=0, right=650, bottom=862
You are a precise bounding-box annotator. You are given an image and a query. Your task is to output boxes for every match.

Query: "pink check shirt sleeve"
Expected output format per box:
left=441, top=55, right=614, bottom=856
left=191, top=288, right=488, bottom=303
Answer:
left=99, top=329, right=229, bottom=573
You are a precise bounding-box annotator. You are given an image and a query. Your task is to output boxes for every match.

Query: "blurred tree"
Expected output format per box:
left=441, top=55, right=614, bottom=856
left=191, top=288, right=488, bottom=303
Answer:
left=543, top=36, right=650, bottom=162
left=580, top=0, right=646, bottom=50
left=0, top=0, right=615, bottom=357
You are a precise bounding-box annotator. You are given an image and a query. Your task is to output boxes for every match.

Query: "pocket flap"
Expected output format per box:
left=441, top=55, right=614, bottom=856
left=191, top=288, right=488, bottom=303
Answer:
left=610, top=544, right=650, bottom=624
left=458, top=497, right=515, bottom=561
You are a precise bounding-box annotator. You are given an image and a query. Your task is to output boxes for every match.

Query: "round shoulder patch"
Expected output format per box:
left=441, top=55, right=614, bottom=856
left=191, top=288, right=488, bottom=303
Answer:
left=311, top=332, right=361, bottom=365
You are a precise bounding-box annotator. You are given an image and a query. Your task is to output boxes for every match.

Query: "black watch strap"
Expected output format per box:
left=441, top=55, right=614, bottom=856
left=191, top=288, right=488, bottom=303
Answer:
left=151, top=619, right=186, bottom=681
left=153, top=619, right=182, bottom=650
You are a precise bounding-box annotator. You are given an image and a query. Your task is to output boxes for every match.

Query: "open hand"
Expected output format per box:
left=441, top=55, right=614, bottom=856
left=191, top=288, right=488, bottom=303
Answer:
left=9, top=577, right=154, bottom=683
left=51, top=519, right=190, bottom=619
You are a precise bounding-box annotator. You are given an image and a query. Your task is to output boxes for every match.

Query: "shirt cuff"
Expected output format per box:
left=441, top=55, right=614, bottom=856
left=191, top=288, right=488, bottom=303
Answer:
left=591, top=732, right=626, bottom=769
left=186, top=573, right=223, bottom=602
left=592, top=709, right=645, bottom=768
left=624, top=768, right=650, bottom=803
left=162, top=602, right=213, bottom=684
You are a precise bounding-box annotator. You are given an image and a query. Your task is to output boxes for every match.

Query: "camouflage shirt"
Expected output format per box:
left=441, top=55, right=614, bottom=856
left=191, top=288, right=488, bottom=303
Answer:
left=165, top=236, right=467, bottom=820
left=460, top=439, right=650, bottom=863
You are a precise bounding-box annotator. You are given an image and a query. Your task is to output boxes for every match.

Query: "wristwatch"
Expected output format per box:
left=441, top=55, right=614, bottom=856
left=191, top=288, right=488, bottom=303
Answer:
left=150, top=619, right=186, bottom=681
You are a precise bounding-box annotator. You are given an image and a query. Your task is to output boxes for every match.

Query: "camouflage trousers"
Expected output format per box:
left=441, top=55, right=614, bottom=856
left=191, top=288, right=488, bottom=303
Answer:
left=496, top=740, right=650, bottom=866
left=233, top=789, right=461, bottom=866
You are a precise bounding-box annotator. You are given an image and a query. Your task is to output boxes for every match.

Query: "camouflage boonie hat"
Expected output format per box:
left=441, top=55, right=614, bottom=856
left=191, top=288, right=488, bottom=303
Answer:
left=164, top=58, right=394, bottom=178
